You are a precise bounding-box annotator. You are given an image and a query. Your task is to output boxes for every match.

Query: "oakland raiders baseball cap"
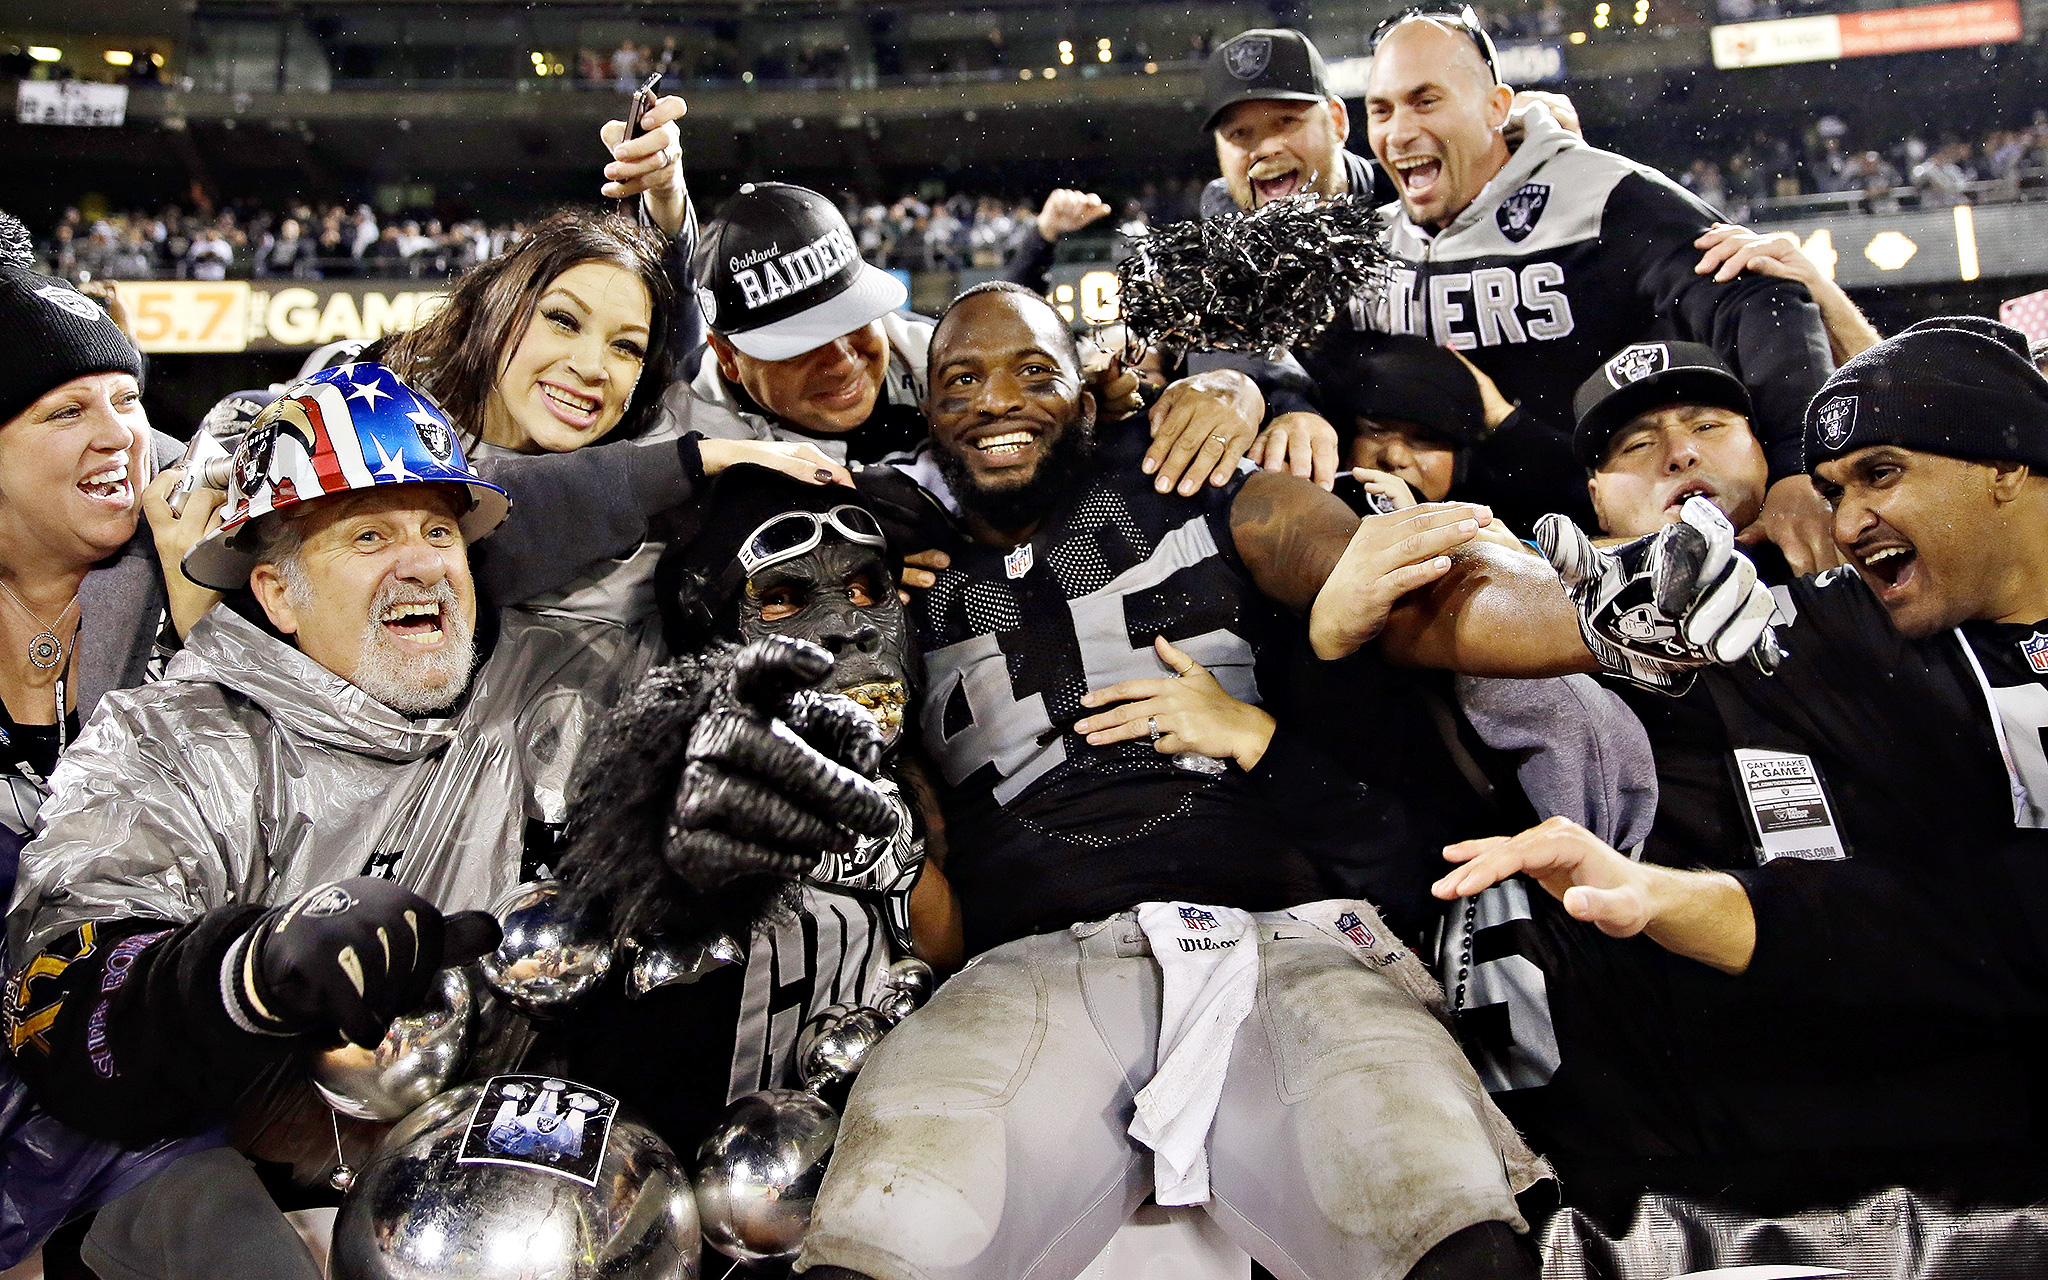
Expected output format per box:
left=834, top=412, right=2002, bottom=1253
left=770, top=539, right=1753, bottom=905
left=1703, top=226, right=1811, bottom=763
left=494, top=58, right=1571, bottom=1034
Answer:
left=1202, top=29, right=1333, bottom=134
left=1572, top=341, right=1754, bottom=469
left=692, top=183, right=908, bottom=362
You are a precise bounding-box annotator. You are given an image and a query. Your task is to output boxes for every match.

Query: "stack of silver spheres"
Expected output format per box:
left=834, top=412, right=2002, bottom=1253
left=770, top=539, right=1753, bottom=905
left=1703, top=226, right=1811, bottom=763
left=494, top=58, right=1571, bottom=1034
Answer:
left=694, top=955, right=936, bottom=1264
left=324, top=881, right=698, bottom=1280
left=312, top=880, right=938, bottom=1277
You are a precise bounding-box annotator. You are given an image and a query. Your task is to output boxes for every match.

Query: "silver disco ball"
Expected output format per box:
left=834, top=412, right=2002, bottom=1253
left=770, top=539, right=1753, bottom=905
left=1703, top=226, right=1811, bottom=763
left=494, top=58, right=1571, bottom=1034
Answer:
left=693, top=1089, right=839, bottom=1263
left=477, top=880, right=614, bottom=1015
left=310, top=968, right=475, bottom=1122
left=333, top=1076, right=699, bottom=1280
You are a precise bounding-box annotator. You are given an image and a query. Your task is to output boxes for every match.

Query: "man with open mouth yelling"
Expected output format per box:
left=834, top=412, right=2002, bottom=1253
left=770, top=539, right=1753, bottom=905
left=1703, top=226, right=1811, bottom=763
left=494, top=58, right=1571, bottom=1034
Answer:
left=1426, top=319, right=2048, bottom=1218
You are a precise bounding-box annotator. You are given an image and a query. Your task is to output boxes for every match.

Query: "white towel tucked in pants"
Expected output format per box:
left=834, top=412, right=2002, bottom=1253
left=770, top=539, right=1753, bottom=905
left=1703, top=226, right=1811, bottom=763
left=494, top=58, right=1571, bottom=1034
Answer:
left=1127, top=901, right=1261, bottom=1205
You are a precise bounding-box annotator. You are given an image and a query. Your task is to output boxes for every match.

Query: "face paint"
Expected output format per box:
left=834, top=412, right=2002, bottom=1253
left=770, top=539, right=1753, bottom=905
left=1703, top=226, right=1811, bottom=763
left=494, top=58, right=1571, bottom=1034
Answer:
left=737, top=538, right=915, bottom=746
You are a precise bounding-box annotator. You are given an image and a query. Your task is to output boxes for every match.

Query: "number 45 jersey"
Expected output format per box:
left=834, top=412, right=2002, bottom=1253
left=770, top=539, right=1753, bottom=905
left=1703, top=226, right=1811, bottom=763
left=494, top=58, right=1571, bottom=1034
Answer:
left=906, top=425, right=1323, bottom=955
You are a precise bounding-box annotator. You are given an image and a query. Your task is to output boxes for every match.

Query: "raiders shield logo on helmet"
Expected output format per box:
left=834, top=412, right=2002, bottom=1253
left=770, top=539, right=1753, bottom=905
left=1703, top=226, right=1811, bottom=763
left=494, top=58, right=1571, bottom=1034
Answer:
left=1605, top=343, right=1670, bottom=388
left=1496, top=182, right=1551, bottom=244
left=1225, top=35, right=1273, bottom=80
left=1814, top=394, right=1859, bottom=450
left=411, top=414, right=454, bottom=463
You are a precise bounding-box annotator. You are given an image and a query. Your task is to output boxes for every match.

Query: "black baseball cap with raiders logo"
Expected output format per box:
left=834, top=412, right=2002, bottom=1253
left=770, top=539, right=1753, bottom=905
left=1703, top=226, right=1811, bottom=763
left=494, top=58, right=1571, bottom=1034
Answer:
left=1572, top=341, right=1754, bottom=469
left=1201, top=29, right=1333, bottom=134
left=691, top=183, right=908, bottom=362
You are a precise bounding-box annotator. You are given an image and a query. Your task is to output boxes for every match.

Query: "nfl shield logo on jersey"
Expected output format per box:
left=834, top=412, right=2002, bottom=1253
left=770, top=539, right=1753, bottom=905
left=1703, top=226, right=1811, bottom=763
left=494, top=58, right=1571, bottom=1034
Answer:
left=1496, top=183, right=1551, bottom=243
left=2021, top=632, right=2048, bottom=674
left=1004, top=543, right=1034, bottom=579
left=1179, top=905, right=1219, bottom=930
left=1334, top=911, right=1376, bottom=948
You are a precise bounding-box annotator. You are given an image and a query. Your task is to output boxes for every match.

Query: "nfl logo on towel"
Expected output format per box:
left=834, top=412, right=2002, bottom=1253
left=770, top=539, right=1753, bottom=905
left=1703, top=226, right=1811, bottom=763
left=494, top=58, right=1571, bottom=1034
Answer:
left=1334, top=911, right=1375, bottom=948
left=1179, top=906, right=1218, bottom=931
left=2022, top=632, right=2048, bottom=674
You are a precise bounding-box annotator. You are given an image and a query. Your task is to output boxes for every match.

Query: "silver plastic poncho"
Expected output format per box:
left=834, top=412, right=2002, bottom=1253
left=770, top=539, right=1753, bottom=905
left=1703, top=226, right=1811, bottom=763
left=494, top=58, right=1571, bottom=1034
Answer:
left=6, top=601, right=655, bottom=988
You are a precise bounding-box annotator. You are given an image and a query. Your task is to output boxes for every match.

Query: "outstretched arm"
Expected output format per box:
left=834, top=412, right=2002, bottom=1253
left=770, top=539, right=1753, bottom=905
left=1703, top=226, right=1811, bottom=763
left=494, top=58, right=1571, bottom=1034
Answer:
left=1434, top=816, right=1756, bottom=974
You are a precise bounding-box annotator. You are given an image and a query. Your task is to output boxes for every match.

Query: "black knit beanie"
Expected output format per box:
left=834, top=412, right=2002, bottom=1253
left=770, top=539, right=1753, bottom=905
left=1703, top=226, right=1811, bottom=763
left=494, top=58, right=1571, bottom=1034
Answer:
left=1805, top=316, right=2048, bottom=474
left=0, top=214, right=145, bottom=426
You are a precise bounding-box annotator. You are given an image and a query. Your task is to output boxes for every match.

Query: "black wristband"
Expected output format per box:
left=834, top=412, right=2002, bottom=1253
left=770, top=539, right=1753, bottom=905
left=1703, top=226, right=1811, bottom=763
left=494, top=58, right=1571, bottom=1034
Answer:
left=678, top=432, right=707, bottom=488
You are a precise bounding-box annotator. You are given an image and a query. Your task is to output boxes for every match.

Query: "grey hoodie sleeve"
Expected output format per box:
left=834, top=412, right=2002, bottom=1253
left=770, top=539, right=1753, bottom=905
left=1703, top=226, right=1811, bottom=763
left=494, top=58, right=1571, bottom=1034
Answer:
left=468, top=437, right=698, bottom=607
left=1453, top=672, right=1660, bottom=852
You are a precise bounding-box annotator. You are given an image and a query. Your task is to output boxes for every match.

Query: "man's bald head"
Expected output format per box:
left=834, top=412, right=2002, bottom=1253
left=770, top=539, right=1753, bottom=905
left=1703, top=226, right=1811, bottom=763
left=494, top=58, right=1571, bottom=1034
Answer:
left=1365, top=19, right=1513, bottom=230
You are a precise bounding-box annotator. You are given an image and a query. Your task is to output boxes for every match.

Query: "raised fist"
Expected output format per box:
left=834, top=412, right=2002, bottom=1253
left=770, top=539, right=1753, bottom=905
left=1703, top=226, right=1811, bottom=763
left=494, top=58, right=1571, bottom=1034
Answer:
left=1534, top=495, right=1782, bottom=692
left=226, top=877, right=501, bottom=1048
left=666, top=636, right=895, bottom=891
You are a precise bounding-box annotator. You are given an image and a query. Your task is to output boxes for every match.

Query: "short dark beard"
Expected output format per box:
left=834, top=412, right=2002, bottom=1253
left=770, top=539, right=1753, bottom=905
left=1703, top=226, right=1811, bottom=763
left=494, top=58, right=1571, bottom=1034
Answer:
left=936, top=416, right=1099, bottom=534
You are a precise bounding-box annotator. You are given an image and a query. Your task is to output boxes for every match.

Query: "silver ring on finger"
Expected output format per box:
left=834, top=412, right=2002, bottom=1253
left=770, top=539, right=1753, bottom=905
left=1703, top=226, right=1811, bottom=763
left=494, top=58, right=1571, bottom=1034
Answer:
left=1147, top=715, right=1161, bottom=743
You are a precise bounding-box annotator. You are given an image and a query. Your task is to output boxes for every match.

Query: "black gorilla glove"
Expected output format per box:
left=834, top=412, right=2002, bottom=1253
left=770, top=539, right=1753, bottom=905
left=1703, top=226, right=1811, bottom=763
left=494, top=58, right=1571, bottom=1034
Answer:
left=1534, top=494, right=1784, bottom=693
left=667, top=635, right=895, bottom=891
left=222, top=877, right=502, bottom=1048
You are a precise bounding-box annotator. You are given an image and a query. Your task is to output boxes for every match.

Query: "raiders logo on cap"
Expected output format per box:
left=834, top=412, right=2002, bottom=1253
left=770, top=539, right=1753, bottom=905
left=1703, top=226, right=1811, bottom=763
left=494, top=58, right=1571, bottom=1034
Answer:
left=1605, top=343, right=1669, bottom=388
left=1225, top=36, right=1273, bottom=79
left=1814, top=394, right=1859, bottom=450
left=34, top=283, right=104, bottom=323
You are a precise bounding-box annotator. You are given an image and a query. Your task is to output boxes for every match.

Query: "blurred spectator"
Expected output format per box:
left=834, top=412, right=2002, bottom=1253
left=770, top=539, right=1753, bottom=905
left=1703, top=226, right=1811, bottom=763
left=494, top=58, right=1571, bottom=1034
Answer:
left=255, top=217, right=315, bottom=278
left=186, top=226, right=232, bottom=280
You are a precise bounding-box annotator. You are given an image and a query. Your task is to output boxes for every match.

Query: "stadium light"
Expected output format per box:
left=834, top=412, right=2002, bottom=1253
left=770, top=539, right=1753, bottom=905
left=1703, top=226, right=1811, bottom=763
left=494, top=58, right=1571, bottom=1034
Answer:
left=741, top=70, right=754, bottom=83
left=27, top=46, right=60, bottom=61
left=1021, top=67, right=1034, bottom=79
left=1060, top=50, right=1074, bottom=64
left=1059, top=40, right=1073, bottom=52
left=1044, top=66, right=1058, bottom=78
left=1144, top=60, right=1158, bottom=72
left=103, top=49, right=133, bottom=66
left=1098, top=48, right=1112, bottom=61
left=1568, top=30, right=1587, bottom=41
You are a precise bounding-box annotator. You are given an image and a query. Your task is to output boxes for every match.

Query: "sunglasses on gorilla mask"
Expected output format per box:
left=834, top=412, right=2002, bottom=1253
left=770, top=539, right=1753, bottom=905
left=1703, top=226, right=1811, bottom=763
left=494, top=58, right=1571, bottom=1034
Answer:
left=738, top=505, right=889, bottom=576
left=1368, top=5, right=1501, bottom=84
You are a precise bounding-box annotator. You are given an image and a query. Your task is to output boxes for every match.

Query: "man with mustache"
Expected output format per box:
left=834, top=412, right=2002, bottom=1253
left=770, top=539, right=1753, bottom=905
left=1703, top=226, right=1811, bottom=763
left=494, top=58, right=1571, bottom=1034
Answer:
left=3, top=365, right=556, bottom=1278
left=1437, top=318, right=2048, bottom=1223
left=782, top=282, right=1763, bottom=1280
left=1190, top=26, right=1582, bottom=490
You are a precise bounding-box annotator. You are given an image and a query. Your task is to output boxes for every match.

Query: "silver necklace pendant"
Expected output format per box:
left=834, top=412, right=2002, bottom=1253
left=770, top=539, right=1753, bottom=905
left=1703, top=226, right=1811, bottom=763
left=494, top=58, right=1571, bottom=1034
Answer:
left=27, top=634, right=60, bottom=669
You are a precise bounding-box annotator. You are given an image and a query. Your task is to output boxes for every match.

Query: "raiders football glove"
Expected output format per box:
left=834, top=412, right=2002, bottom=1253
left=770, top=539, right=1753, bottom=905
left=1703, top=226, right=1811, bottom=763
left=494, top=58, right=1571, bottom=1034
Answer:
left=667, top=635, right=895, bottom=891
left=1534, top=495, right=1783, bottom=693
left=223, top=877, right=502, bottom=1048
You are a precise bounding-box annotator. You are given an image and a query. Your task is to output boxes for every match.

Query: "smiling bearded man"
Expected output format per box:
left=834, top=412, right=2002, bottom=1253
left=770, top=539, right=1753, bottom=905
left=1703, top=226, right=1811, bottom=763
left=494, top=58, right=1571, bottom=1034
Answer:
left=787, top=279, right=1563, bottom=1280
left=0, top=363, right=592, bottom=1280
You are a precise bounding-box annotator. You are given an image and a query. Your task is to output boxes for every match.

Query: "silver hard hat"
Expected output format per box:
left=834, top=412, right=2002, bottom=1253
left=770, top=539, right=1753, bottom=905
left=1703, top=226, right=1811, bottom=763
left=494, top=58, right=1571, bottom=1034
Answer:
left=310, top=967, right=475, bottom=1122
left=693, top=1089, right=839, bottom=1263
left=477, top=880, right=614, bottom=1015
left=332, top=1074, right=699, bottom=1280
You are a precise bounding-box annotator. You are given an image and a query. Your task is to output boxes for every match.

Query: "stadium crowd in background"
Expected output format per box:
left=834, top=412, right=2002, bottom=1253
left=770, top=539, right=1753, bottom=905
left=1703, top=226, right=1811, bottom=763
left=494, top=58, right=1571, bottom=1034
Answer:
left=11, top=11, right=2048, bottom=1280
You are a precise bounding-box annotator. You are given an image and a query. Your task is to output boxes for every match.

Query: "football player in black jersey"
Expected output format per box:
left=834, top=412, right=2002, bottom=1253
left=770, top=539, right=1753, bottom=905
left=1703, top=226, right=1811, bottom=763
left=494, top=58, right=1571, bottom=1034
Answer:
left=786, top=278, right=1788, bottom=1280
left=1437, top=318, right=2048, bottom=1226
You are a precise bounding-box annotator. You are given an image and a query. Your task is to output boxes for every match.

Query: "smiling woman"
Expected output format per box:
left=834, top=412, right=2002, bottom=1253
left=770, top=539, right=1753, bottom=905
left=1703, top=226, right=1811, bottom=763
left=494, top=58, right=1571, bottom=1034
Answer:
left=384, top=212, right=677, bottom=453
